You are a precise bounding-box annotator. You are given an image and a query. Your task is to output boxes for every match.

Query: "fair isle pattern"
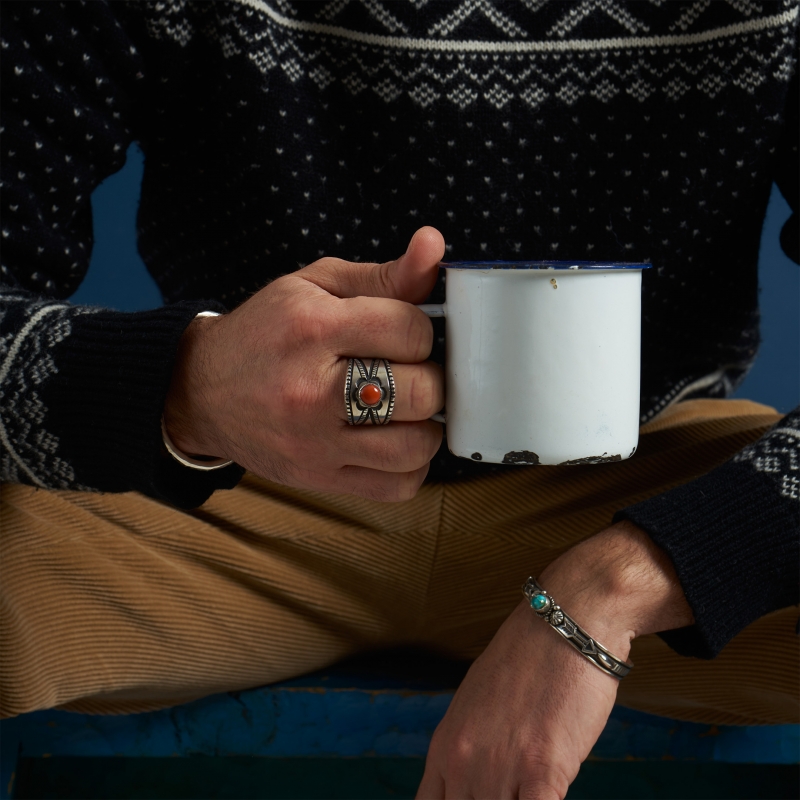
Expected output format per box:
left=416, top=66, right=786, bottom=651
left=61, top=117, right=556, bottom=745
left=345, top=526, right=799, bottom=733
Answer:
left=143, top=0, right=800, bottom=112
left=734, top=413, right=800, bottom=501
left=1, top=0, right=797, bottom=508
left=0, top=297, right=98, bottom=490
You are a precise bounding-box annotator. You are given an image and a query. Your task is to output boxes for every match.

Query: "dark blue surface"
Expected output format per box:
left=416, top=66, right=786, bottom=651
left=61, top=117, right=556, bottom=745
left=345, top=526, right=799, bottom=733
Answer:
left=732, top=183, right=800, bottom=414
left=2, top=690, right=797, bottom=763
left=69, top=143, right=161, bottom=312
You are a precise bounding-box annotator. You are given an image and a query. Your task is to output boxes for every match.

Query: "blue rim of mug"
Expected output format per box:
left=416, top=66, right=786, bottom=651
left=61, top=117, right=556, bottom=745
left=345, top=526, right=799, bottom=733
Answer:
left=439, top=260, right=651, bottom=270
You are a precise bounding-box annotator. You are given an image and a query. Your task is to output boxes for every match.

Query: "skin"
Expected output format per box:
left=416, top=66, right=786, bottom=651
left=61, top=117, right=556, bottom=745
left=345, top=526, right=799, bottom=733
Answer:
left=164, top=227, right=694, bottom=796
left=416, top=521, right=693, bottom=799
left=164, top=226, right=446, bottom=502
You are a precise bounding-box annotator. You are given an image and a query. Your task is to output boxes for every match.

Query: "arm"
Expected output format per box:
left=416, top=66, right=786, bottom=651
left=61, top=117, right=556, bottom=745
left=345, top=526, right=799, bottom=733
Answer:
left=0, top=2, right=242, bottom=505
left=614, top=408, right=800, bottom=658
left=3, top=3, right=446, bottom=507
left=419, top=67, right=799, bottom=796
left=614, top=50, right=799, bottom=658
left=418, top=521, right=692, bottom=799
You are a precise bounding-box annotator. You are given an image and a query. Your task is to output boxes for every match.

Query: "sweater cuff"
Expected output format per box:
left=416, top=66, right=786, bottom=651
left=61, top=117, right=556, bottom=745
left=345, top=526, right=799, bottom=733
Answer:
left=42, top=300, right=244, bottom=508
left=614, top=460, right=799, bottom=659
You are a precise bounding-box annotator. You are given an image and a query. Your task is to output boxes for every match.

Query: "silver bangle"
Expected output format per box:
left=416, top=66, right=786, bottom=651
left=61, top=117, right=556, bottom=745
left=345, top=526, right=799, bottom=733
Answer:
left=161, top=311, right=234, bottom=472
left=522, top=577, right=634, bottom=680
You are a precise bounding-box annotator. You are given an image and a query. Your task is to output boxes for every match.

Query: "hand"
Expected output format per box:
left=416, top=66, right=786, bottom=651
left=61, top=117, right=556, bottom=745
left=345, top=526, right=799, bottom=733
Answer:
left=163, top=227, right=446, bottom=501
left=417, top=522, right=693, bottom=799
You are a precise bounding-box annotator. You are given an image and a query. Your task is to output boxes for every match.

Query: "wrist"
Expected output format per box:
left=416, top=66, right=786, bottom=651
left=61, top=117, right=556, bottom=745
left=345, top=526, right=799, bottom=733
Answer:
left=163, top=312, right=227, bottom=459
left=538, top=521, right=693, bottom=654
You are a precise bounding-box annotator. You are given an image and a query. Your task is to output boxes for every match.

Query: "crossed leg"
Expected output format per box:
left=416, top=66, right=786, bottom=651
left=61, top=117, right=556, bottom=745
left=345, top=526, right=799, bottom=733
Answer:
left=1, top=398, right=796, bottom=723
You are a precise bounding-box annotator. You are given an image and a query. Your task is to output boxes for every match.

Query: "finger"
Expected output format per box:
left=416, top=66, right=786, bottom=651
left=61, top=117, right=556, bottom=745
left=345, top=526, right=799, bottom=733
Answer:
left=300, top=226, right=445, bottom=303
left=331, top=295, right=435, bottom=363
left=391, top=362, right=444, bottom=422
left=340, top=361, right=443, bottom=423
left=288, top=461, right=431, bottom=503
left=519, top=780, right=564, bottom=800
left=416, top=768, right=446, bottom=800
left=339, top=421, right=443, bottom=473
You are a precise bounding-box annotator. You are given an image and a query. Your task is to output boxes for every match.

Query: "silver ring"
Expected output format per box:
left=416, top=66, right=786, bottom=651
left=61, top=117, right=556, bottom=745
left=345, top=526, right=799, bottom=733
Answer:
left=345, top=358, right=396, bottom=425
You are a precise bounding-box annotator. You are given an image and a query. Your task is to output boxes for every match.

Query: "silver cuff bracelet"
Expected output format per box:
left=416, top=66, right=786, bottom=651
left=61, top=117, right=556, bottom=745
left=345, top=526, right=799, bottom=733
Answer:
left=522, top=577, right=633, bottom=680
left=161, top=311, right=234, bottom=472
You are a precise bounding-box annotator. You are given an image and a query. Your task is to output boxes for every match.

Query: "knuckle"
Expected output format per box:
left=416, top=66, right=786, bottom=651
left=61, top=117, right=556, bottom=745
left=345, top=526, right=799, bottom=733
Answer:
left=409, top=422, right=442, bottom=463
left=519, top=761, right=572, bottom=800
left=288, top=298, right=337, bottom=347
left=404, top=311, right=433, bottom=360
left=306, top=256, right=347, bottom=283
left=315, top=256, right=345, bottom=273
left=393, top=474, right=421, bottom=502
left=446, top=733, right=476, bottom=768
left=373, top=261, right=396, bottom=296
left=408, top=370, right=441, bottom=418
left=272, top=375, right=326, bottom=419
left=355, top=480, right=392, bottom=503
left=344, top=299, right=392, bottom=341
left=360, top=471, right=421, bottom=503
left=385, top=426, right=429, bottom=471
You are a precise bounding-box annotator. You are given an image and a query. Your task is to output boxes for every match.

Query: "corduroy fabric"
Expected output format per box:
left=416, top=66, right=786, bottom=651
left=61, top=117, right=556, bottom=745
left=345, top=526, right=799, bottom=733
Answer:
left=1, top=399, right=797, bottom=724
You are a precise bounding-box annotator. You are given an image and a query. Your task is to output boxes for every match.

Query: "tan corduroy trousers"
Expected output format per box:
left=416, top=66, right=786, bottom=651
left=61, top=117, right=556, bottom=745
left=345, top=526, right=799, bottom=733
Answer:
left=1, top=398, right=797, bottom=724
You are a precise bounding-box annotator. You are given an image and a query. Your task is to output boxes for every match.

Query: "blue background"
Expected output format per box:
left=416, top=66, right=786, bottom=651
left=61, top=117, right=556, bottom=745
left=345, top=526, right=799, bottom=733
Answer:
left=71, top=143, right=799, bottom=413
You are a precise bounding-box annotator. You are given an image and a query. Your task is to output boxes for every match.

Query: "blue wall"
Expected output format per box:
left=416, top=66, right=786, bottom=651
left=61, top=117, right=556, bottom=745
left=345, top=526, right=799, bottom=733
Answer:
left=72, top=143, right=799, bottom=414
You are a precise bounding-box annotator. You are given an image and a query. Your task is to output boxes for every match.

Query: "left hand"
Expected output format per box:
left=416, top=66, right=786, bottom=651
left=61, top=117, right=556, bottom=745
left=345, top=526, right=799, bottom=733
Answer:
left=416, top=522, right=693, bottom=799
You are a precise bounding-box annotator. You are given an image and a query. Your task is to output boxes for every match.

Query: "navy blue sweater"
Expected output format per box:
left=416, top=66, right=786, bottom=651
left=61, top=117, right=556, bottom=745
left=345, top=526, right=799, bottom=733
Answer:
left=1, top=0, right=798, bottom=659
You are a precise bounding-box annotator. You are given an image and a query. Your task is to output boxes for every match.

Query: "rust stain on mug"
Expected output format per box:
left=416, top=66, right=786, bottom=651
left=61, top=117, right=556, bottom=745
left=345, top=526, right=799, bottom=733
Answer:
left=558, top=453, right=622, bottom=465
left=502, top=450, right=541, bottom=465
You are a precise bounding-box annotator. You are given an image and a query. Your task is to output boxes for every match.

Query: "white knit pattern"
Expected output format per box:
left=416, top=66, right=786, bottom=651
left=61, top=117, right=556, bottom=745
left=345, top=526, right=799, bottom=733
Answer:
left=142, top=0, right=798, bottom=112
left=0, top=297, right=98, bottom=489
left=733, top=415, right=800, bottom=501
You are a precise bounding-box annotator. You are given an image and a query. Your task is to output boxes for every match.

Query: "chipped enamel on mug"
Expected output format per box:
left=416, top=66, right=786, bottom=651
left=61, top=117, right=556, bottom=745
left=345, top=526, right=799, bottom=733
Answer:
left=419, top=261, right=651, bottom=466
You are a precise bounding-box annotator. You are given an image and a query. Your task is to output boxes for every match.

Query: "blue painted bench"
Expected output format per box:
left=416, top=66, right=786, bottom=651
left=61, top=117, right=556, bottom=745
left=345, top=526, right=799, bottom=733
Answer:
left=2, top=650, right=798, bottom=798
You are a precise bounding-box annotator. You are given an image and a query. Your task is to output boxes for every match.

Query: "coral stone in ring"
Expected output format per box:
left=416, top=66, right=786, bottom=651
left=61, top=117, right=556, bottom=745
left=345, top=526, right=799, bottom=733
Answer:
left=358, top=382, right=383, bottom=407
left=345, top=358, right=396, bottom=425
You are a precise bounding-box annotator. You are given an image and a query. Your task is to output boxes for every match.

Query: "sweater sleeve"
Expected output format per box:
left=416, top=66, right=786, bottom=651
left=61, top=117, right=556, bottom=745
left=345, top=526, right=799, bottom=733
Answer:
left=0, top=2, right=243, bottom=508
left=614, top=409, right=799, bottom=659
left=614, top=69, right=800, bottom=658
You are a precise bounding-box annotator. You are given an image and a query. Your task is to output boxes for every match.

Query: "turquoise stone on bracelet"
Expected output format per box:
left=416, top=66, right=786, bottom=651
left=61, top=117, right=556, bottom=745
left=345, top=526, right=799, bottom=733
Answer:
left=531, top=592, right=548, bottom=611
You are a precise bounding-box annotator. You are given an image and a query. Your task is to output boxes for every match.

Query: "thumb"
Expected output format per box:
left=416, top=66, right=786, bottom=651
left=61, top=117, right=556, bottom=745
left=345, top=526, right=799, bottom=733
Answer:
left=300, top=226, right=445, bottom=302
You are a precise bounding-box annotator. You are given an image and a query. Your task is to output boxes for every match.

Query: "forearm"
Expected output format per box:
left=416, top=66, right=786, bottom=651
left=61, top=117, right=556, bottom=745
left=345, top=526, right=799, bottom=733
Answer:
left=614, top=409, right=800, bottom=658
left=0, top=286, right=241, bottom=504
left=533, top=521, right=694, bottom=661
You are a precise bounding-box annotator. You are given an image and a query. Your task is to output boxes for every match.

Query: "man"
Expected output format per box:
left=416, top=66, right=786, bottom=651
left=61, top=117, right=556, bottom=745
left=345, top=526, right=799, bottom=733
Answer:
left=1, top=2, right=797, bottom=797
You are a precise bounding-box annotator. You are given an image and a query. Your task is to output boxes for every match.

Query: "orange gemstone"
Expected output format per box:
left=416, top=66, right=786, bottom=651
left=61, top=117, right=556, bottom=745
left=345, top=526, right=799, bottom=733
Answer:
left=358, top=382, right=382, bottom=406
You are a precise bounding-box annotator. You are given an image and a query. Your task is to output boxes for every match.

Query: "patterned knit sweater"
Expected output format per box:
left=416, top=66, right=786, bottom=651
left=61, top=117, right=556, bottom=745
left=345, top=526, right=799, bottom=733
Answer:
left=1, top=0, right=798, bottom=659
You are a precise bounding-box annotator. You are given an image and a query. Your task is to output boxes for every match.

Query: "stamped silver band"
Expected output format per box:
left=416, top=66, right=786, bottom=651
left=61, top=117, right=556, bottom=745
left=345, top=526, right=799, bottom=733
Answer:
left=161, top=310, right=235, bottom=471
left=345, top=358, right=396, bottom=425
left=522, top=576, right=633, bottom=679
left=162, top=418, right=234, bottom=471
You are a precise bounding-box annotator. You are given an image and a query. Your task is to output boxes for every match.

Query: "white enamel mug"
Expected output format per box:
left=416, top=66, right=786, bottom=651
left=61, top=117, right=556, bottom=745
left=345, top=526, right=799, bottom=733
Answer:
left=419, top=261, right=650, bottom=466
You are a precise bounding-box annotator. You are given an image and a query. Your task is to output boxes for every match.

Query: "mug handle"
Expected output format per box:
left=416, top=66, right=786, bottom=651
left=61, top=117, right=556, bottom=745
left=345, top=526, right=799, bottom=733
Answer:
left=417, top=304, right=447, bottom=423
left=417, top=303, right=445, bottom=318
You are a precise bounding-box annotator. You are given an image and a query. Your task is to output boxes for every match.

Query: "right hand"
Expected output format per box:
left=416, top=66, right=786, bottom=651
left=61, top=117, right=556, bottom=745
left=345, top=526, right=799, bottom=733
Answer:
left=163, top=227, right=446, bottom=501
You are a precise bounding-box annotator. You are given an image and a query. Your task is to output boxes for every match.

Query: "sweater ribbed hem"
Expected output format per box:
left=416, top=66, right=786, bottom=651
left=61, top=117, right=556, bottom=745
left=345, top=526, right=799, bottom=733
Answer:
left=615, top=461, right=799, bottom=659
left=41, top=300, right=244, bottom=508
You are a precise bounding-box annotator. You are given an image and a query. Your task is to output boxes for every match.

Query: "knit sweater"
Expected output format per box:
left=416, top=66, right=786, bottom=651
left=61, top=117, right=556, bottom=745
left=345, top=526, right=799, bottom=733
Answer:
left=1, top=0, right=798, bottom=660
